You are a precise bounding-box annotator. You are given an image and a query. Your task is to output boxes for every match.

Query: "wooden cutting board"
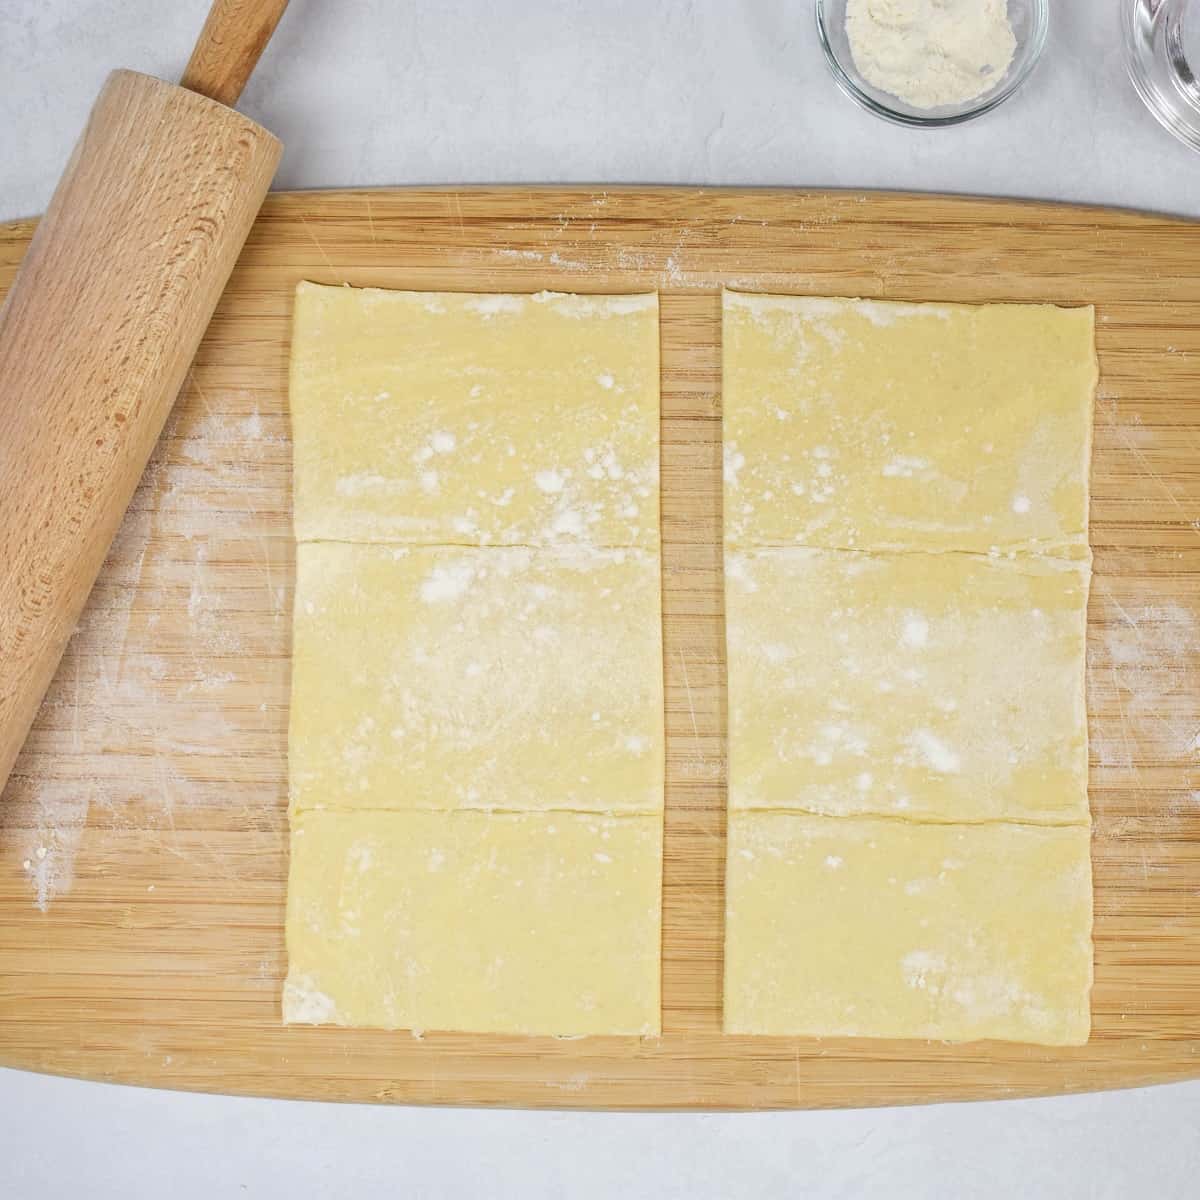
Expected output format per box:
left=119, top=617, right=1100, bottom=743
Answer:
left=1, top=188, right=1197, bottom=1109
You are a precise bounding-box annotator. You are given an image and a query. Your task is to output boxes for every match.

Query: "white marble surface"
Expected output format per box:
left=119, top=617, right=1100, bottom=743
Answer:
left=3, top=0, right=1200, bottom=221
left=2, top=1, right=1199, bottom=1196
left=0, top=1068, right=1197, bottom=1199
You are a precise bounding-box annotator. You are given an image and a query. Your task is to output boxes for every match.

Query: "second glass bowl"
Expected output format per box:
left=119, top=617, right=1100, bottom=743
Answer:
left=1124, top=0, right=1200, bottom=153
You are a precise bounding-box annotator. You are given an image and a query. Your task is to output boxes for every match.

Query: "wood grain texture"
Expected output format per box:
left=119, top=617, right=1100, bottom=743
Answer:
left=181, top=0, right=291, bottom=108
left=0, top=70, right=280, bottom=799
left=0, top=187, right=1197, bottom=1109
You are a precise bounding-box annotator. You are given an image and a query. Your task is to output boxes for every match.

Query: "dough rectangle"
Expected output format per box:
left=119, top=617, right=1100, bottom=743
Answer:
left=289, top=541, right=664, bottom=816
left=724, top=812, right=1093, bottom=1044
left=290, top=282, right=660, bottom=548
left=725, top=547, right=1090, bottom=824
left=721, top=291, right=1095, bottom=1045
left=285, top=809, right=663, bottom=1036
left=722, top=292, right=1096, bottom=555
left=287, top=283, right=664, bottom=1035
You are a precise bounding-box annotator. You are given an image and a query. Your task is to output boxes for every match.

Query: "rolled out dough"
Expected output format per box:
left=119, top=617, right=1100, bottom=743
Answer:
left=722, top=293, right=1096, bottom=555
left=725, top=547, right=1090, bottom=824
left=724, top=813, right=1093, bottom=1044
left=290, top=542, right=664, bottom=815
left=290, top=282, right=660, bottom=547
left=722, top=291, right=1096, bottom=1045
left=285, top=283, right=664, bottom=1035
left=286, top=810, right=662, bottom=1036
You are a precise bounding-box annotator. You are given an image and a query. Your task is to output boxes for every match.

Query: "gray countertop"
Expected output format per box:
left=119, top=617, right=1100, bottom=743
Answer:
left=2, top=2, right=1199, bottom=1196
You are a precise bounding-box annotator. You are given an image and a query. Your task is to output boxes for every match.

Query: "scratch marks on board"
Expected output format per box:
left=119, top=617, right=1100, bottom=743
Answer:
left=300, top=213, right=338, bottom=277
left=1099, top=392, right=1199, bottom=536
left=363, top=192, right=378, bottom=247
left=674, top=647, right=721, bottom=782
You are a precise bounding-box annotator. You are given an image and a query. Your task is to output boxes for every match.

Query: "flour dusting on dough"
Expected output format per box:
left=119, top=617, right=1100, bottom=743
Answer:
left=283, top=974, right=342, bottom=1024
left=901, top=613, right=930, bottom=649
left=908, top=729, right=961, bottom=774
left=336, top=472, right=396, bottom=497
left=531, top=291, right=656, bottom=317
left=419, top=561, right=476, bottom=604
left=465, top=294, right=526, bottom=318
left=292, top=284, right=660, bottom=549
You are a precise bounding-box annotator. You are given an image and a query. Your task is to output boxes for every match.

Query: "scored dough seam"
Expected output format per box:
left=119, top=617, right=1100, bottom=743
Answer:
left=288, top=804, right=662, bottom=818
left=722, top=541, right=1090, bottom=562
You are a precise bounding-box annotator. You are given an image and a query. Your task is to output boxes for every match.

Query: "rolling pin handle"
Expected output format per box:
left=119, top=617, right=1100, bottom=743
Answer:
left=181, top=0, right=291, bottom=108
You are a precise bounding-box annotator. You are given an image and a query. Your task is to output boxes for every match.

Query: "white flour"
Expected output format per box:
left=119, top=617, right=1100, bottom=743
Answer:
left=1, top=395, right=286, bottom=910
left=845, top=0, right=1016, bottom=109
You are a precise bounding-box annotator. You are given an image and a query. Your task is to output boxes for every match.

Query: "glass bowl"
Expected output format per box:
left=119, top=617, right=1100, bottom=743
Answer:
left=815, top=0, right=1049, bottom=127
left=1124, top=0, right=1200, bottom=152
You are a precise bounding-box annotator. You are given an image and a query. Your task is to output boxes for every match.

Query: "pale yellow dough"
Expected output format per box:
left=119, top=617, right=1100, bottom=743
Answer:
left=290, top=282, right=660, bottom=548
left=722, top=291, right=1095, bottom=1045
left=290, top=542, right=664, bottom=815
left=285, top=283, right=663, bottom=1035
left=723, top=293, right=1096, bottom=555
left=725, top=548, right=1090, bottom=824
left=286, top=810, right=662, bottom=1035
left=724, top=813, right=1093, bottom=1045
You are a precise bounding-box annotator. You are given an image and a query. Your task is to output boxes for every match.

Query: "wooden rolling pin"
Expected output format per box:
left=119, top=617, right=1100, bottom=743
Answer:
left=0, top=0, right=290, bottom=794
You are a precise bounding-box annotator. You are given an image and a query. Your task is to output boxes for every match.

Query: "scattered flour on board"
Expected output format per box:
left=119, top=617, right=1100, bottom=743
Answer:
left=544, top=1072, right=594, bottom=1092
left=2, top=393, right=285, bottom=909
left=8, top=484, right=158, bottom=909
left=19, top=784, right=89, bottom=913
left=1089, top=589, right=1200, bottom=773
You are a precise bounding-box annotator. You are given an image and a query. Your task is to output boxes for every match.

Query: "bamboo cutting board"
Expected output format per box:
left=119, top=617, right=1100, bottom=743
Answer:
left=1, top=188, right=1198, bottom=1109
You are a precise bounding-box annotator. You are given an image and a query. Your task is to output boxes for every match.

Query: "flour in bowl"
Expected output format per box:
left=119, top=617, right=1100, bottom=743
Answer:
left=845, top=0, right=1016, bottom=110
